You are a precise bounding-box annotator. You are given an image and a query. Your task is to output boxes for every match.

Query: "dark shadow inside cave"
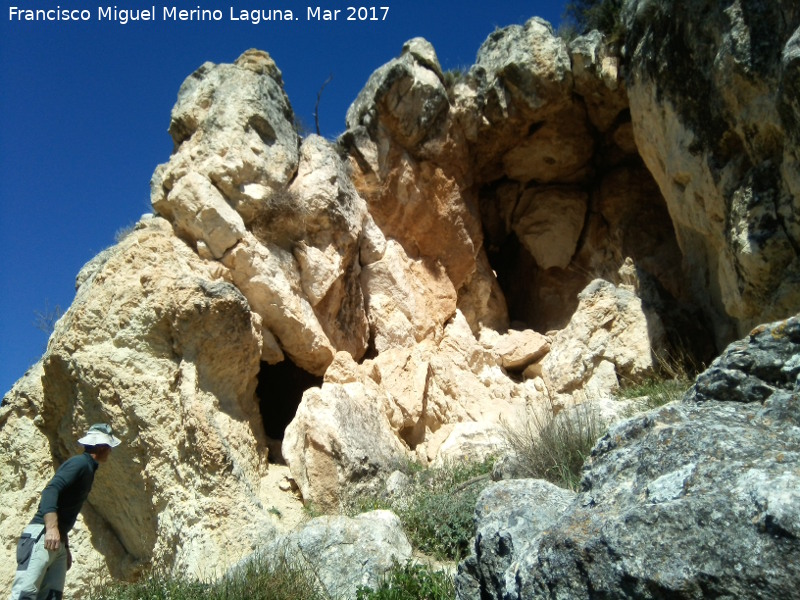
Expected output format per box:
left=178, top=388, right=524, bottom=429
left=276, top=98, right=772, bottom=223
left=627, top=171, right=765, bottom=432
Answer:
left=479, top=173, right=717, bottom=368
left=486, top=231, right=586, bottom=332
left=257, top=359, right=322, bottom=463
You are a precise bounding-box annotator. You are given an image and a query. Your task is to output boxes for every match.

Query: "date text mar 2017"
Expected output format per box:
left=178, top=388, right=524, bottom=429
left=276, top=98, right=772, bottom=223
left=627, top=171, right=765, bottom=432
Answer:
left=307, top=6, right=389, bottom=20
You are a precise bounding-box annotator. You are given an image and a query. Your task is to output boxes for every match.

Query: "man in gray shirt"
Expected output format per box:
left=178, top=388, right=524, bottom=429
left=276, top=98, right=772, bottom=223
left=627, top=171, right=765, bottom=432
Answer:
left=10, top=423, right=121, bottom=600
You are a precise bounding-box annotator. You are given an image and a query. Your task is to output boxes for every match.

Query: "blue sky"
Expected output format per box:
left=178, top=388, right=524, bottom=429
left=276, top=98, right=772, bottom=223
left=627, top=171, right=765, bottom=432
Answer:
left=0, top=1, right=567, bottom=395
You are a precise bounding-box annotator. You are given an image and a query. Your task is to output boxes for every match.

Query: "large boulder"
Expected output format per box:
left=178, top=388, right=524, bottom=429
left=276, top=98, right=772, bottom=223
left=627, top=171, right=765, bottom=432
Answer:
left=456, top=480, right=576, bottom=600
left=152, top=49, right=299, bottom=226
left=153, top=52, right=373, bottom=376
left=457, top=314, right=800, bottom=600
left=256, top=510, right=413, bottom=599
left=542, top=278, right=666, bottom=412
left=283, top=313, right=546, bottom=508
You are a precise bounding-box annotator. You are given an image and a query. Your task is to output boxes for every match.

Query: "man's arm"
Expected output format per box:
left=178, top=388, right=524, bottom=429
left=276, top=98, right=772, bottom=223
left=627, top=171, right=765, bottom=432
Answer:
left=43, top=511, right=61, bottom=550
left=38, top=455, right=84, bottom=549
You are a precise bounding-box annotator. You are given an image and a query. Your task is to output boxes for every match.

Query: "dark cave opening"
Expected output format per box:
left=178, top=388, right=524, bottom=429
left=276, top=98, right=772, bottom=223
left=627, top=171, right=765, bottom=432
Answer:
left=257, top=359, right=323, bottom=463
left=486, top=231, right=585, bottom=333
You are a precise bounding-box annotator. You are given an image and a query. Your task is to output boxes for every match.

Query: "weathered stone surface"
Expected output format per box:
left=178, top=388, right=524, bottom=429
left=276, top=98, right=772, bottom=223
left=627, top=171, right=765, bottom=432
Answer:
left=502, top=106, right=594, bottom=183
left=1, top=218, right=278, bottom=594
left=542, top=278, right=666, bottom=406
left=473, top=17, right=572, bottom=127
left=4, top=8, right=800, bottom=594
left=625, top=0, right=800, bottom=344
left=459, top=315, right=800, bottom=600
left=512, top=186, right=588, bottom=270
left=153, top=170, right=246, bottom=260
left=222, top=233, right=335, bottom=374
left=153, top=55, right=372, bottom=376
left=346, top=37, right=448, bottom=150
left=282, top=355, right=409, bottom=509
left=258, top=510, right=413, bottom=599
left=360, top=240, right=457, bottom=353
left=456, top=480, right=575, bottom=600
left=153, top=50, right=299, bottom=226
left=569, top=31, right=628, bottom=132
left=484, top=328, right=550, bottom=371
left=687, top=314, right=800, bottom=405
left=344, top=37, right=488, bottom=331
left=283, top=313, right=544, bottom=507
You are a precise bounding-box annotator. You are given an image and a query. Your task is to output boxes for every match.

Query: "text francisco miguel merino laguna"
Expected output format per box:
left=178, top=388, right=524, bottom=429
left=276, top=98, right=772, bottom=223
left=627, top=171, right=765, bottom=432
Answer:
left=8, top=5, right=390, bottom=24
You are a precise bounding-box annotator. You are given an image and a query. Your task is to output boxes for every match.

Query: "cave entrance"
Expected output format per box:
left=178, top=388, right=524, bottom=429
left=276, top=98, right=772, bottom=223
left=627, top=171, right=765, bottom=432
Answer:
left=484, top=226, right=585, bottom=333
left=257, top=359, right=322, bottom=464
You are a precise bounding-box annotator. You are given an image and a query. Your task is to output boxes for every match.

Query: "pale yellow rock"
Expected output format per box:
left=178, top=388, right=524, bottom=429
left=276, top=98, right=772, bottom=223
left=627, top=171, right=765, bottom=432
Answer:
left=502, top=107, right=594, bottom=183
left=542, top=279, right=667, bottom=406
left=490, top=329, right=551, bottom=370
left=360, top=240, right=457, bottom=352
left=222, top=233, right=335, bottom=375
left=152, top=170, right=245, bottom=259
left=1, top=219, right=283, bottom=594
left=513, top=187, right=588, bottom=270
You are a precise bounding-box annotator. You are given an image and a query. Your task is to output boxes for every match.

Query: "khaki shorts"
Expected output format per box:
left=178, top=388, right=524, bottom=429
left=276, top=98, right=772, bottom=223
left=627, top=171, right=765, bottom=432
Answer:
left=9, top=524, right=67, bottom=600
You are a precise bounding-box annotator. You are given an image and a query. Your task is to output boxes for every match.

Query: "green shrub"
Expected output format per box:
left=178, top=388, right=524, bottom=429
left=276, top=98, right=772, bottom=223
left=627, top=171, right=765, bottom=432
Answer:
left=89, top=552, right=330, bottom=600
left=356, top=562, right=454, bottom=600
left=502, top=401, right=606, bottom=491
left=90, top=574, right=210, bottom=600
left=401, top=485, right=479, bottom=560
left=398, top=458, right=493, bottom=560
left=343, top=457, right=494, bottom=561
left=563, top=0, right=625, bottom=43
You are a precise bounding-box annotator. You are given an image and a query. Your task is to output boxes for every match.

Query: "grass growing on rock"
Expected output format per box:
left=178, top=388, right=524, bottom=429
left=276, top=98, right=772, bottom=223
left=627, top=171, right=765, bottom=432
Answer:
left=89, top=552, right=331, bottom=600
left=89, top=554, right=454, bottom=600
left=501, top=400, right=607, bottom=491
left=501, top=347, right=699, bottom=491
left=617, top=349, right=698, bottom=410
left=356, top=561, right=455, bottom=600
left=344, top=457, right=494, bottom=561
left=617, top=376, right=693, bottom=410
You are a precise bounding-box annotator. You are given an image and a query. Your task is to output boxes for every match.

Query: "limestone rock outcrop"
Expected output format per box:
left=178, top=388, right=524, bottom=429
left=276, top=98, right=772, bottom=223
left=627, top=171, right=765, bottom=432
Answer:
left=284, top=314, right=545, bottom=509
left=1, top=3, right=799, bottom=594
left=624, top=0, right=800, bottom=345
left=542, top=278, right=666, bottom=410
left=1, top=217, right=277, bottom=590
left=457, top=315, right=800, bottom=600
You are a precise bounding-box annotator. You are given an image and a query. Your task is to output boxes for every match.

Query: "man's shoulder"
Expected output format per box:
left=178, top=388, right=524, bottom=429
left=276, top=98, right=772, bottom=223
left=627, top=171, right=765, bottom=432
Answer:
left=57, top=452, right=95, bottom=474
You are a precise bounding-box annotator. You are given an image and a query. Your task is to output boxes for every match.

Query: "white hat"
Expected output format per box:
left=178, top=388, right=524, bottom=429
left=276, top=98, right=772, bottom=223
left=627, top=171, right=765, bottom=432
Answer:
left=78, top=423, right=121, bottom=448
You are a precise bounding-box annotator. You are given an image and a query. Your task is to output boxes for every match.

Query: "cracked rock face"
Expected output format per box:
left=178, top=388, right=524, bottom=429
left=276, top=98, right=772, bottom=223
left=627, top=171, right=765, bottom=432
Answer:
left=624, top=0, right=800, bottom=345
left=1, top=218, right=277, bottom=588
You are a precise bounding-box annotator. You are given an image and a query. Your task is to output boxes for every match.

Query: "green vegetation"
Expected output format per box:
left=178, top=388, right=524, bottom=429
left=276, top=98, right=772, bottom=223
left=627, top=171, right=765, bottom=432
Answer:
left=90, top=554, right=454, bottom=600
left=563, top=0, right=625, bottom=43
left=617, top=348, right=698, bottom=410
left=617, top=376, right=693, bottom=410
left=356, top=562, right=454, bottom=600
left=501, top=400, right=606, bottom=491
left=344, top=457, right=494, bottom=561
left=89, top=552, right=330, bottom=600
left=501, top=345, right=699, bottom=492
